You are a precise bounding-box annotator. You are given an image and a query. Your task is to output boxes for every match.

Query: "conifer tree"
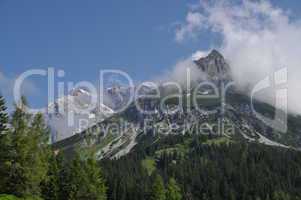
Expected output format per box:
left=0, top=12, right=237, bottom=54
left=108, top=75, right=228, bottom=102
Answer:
left=0, top=95, right=9, bottom=193
left=84, top=158, right=107, bottom=200
left=0, top=97, right=50, bottom=197
left=0, top=95, right=8, bottom=133
left=41, top=153, right=62, bottom=200
left=166, top=178, right=182, bottom=200
left=64, top=151, right=107, bottom=200
left=150, top=174, right=166, bottom=200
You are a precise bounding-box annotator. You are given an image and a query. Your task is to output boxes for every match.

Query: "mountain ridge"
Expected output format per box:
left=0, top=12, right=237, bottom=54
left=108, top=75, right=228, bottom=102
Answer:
left=52, top=50, right=301, bottom=159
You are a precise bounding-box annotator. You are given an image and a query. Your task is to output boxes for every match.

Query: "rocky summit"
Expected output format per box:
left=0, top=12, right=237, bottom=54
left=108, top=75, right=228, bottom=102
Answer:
left=194, top=49, right=231, bottom=81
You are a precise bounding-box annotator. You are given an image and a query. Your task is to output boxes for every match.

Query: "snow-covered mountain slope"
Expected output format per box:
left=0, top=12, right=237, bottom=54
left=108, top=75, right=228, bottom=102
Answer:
left=105, top=82, right=159, bottom=110
left=46, top=87, right=114, bottom=142
left=46, top=80, right=161, bottom=143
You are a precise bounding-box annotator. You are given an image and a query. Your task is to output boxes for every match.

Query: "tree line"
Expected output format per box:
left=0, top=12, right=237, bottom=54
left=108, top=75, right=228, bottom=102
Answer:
left=0, top=96, right=182, bottom=200
left=0, top=96, right=107, bottom=200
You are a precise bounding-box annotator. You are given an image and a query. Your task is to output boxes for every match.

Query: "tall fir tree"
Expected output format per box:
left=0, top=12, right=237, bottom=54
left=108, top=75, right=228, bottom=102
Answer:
left=84, top=158, right=107, bottom=200
left=0, top=95, right=9, bottom=193
left=0, top=97, right=50, bottom=197
left=64, top=151, right=107, bottom=200
left=150, top=174, right=166, bottom=200
left=41, top=153, right=61, bottom=200
left=166, top=178, right=182, bottom=200
left=0, top=95, right=8, bottom=133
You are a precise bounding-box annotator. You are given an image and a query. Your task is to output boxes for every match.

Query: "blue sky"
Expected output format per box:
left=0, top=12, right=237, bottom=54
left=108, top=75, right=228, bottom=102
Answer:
left=0, top=0, right=301, bottom=109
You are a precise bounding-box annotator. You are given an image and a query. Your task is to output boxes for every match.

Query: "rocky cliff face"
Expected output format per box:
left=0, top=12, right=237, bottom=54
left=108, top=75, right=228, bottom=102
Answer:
left=194, top=50, right=231, bottom=81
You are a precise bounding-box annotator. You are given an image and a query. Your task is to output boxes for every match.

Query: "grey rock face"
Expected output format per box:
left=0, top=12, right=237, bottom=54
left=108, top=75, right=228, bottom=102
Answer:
left=194, top=49, right=231, bottom=81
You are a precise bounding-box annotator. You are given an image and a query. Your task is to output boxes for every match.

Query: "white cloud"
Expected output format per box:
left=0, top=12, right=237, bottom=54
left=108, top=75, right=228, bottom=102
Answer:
left=191, top=50, right=210, bottom=61
left=176, top=0, right=301, bottom=114
left=154, top=58, right=206, bottom=91
left=175, top=12, right=206, bottom=42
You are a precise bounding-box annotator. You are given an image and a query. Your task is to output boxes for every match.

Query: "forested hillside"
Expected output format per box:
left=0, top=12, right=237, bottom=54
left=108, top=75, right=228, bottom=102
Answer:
left=101, top=134, right=301, bottom=200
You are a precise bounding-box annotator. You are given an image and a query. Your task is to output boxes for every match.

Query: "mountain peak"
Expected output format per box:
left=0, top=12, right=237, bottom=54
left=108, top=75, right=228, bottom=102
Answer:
left=70, top=87, right=91, bottom=97
left=207, top=49, right=224, bottom=59
left=194, top=49, right=231, bottom=81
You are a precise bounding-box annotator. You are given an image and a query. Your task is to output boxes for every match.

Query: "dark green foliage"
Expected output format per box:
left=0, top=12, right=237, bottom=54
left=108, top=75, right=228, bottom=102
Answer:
left=0, top=194, right=42, bottom=200
left=101, top=153, right=151, bottom=200
left=41, top=151, right=107, bottom=200
left=101, top=134, right=301, bottom=200
left=59, top=152, right=107, bottom=200
left=166, top=178, right=182, bottom=200
left=0, top=98, right=50, bottom=197
left=0, top=195, right=20, bottom=200
left=0, top=95, right=9, bottom=191
left=0, top=194, right=20, bottom=200
left=150, top=174, right=166, bottom=200
left=0, top=96, right=109, bottom=200
left=40, top=154, right=61, bottom=200
left=0, top=95, right=8, bottom=133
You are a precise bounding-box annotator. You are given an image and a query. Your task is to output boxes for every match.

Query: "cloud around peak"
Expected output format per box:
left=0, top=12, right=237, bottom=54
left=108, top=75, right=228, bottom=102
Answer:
left=175, top=0, right=301, bottom=114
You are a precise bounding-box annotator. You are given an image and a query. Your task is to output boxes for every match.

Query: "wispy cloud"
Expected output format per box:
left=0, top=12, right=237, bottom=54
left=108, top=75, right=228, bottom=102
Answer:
left=175, top=0, right=301, bottom=114
left=154, top=58, right=206, bottom=89
left=175, top=12, right=206, bottom=42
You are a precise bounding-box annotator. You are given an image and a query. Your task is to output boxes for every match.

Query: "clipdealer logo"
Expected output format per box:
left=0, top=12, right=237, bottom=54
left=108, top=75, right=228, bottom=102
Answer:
left=13, top=67, right=288, bottom=134
left=251, top=68, right=288, bottom=133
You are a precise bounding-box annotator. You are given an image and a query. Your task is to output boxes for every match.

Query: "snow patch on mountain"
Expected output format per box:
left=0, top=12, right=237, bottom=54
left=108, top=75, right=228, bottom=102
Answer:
left=46, top=87, right=114, bottom=142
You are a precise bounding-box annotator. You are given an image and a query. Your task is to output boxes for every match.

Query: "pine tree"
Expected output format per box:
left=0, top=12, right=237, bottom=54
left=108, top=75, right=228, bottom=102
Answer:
left=41, top=153, right=62, bottom=200
left=150, top=174, right=166, bottom=200
left=0, top=95, right=8, bottom=133
left=64, top=152, right=107, bottom=200
left=0, top=97, right=50, bottom=197
left=0, top=97, right=30, bottom=195
left=27, top=113, right=51, bottom=194
left=0, top=95, right=9, bottom=193
left=84, top=158, right=107, bottom=200
left=166, top=178, right=182, bottom=200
